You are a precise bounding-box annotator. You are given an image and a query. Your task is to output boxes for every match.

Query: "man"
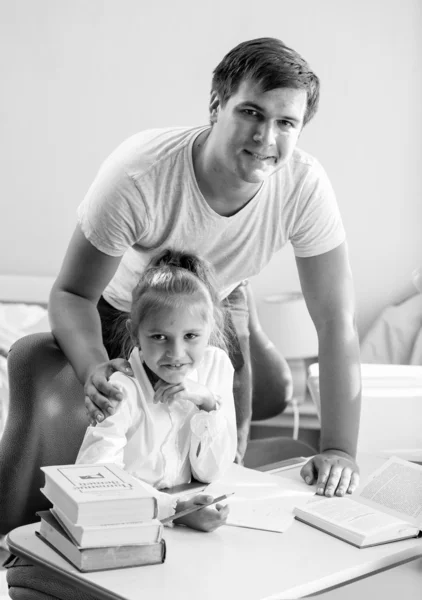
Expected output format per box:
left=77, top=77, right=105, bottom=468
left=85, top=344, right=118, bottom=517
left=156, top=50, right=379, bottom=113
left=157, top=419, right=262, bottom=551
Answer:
left=49, top=37, right=361, bottom=496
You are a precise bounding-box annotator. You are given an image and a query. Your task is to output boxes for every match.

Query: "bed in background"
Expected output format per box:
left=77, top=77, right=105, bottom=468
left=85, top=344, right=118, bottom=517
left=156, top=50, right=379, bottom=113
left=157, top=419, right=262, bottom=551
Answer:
left=0, top=275, right=54, bottom=438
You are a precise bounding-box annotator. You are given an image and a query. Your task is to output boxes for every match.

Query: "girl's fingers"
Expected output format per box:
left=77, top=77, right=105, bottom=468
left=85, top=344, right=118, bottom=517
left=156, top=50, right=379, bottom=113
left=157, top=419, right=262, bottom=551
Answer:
left=153, top=387, right=162, bottom=404
left=154, top=380, right=165, bottom=392
left=154, top=383, right=183, bottom=404
left=153, top=382, right=170, bottom=403
left=193, top=494, right=214, bottom=505
left=215, top=504, right=230, bottom=518
left=155, top=380, right=177, bottom=393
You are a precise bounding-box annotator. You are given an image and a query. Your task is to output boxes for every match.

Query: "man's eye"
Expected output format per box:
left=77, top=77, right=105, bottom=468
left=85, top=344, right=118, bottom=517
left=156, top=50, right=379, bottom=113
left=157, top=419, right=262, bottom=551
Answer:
left=279, top=120, right=294, bottom=129
left=243, top=109, right=258, bottom=117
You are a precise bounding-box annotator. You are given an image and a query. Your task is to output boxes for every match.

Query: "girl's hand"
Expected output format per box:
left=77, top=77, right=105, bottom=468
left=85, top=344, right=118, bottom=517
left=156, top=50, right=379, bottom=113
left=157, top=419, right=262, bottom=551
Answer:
left=153, top=379, right=217, bottom=412
left=173, top=494, right=229, bottom=532
left=84, top=359, right=134, bottom=425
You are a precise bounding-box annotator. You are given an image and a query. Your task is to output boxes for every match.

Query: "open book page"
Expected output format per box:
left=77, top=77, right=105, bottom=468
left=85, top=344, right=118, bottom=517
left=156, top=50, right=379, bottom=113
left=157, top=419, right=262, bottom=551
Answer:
left=205, top=465, right=314, bottom=533
left=356, top=456, right=422, bottom=528
left=299, top=496, right=411, bottom=535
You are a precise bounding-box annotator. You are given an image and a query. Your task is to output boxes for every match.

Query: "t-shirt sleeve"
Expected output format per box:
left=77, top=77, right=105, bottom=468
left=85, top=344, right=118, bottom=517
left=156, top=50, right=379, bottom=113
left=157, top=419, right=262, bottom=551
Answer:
left=77, top=156, right=150, bottom=257
left=289, top=161, right=346, bottom=258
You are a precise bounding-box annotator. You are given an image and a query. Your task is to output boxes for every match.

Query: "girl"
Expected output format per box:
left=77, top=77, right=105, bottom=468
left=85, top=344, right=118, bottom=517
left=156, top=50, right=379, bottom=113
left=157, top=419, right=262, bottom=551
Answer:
left=76, top=249, right=237, bottom=532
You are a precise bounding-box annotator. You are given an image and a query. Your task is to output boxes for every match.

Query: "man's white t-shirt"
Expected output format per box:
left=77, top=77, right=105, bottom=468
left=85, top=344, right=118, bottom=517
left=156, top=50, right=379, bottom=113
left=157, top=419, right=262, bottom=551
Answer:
left=78, top=126, right=345, bottom=312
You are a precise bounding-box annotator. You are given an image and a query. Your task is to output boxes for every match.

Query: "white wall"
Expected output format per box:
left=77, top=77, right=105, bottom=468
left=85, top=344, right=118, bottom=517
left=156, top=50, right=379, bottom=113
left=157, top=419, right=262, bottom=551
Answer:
left=1, top=0, right=421, bottom=335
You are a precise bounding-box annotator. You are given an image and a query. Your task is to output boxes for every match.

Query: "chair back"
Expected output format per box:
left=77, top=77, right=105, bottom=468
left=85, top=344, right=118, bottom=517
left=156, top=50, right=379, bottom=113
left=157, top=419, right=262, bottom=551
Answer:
left=0, top=333, right=88, bottom=535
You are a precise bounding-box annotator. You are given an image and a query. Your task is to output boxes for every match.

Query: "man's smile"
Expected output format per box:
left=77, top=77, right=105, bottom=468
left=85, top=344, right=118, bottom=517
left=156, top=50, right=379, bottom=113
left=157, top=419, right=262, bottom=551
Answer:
left=243, top=149, right=277, bottom=163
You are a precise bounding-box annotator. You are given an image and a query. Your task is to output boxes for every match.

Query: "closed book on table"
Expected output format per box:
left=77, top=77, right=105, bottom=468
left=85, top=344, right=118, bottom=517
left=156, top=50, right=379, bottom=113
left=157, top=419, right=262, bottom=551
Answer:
left=37, top=511, right=166, bottom=572
left=41, top=463, right=157, bottom=526
left=51, top=506, right=163, bottom=548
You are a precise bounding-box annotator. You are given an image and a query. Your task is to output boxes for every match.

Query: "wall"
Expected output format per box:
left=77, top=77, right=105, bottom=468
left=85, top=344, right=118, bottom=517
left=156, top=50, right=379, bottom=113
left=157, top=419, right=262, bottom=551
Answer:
left=1, top=0, right=421, bottom=335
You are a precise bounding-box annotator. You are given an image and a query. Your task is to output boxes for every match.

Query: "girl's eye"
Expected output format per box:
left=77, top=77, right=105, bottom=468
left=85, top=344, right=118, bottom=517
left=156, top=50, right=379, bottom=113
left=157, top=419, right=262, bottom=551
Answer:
left=151, top=334, right=166, bottom=341
left=185, top=333, right=198, bottom=340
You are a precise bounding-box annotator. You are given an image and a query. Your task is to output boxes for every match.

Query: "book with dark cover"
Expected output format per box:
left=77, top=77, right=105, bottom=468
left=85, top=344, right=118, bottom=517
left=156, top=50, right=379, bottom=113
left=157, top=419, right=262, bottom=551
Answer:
left=37, top=511, right=166, bottom=572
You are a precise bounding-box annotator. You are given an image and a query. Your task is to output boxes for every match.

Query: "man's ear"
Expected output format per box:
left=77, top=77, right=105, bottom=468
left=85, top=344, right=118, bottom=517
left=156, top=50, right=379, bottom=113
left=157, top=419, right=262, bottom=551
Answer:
left=209, top=90, right=220, bottom=125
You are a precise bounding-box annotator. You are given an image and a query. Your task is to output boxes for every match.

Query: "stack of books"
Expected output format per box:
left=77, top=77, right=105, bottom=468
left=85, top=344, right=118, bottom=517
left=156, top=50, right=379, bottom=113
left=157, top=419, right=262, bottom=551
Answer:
left=37, top=463, right=166, bottom=572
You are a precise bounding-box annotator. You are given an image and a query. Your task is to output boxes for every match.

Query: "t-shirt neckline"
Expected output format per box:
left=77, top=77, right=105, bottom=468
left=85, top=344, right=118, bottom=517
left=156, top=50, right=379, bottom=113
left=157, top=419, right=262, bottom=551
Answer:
left=186, top=126, right=267, bottom=221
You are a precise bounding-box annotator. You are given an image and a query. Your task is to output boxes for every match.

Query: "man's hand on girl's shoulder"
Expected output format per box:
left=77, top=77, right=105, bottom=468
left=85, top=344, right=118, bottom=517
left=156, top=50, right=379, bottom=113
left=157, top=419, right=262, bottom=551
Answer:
left=84, top=358, right=134, bottom=426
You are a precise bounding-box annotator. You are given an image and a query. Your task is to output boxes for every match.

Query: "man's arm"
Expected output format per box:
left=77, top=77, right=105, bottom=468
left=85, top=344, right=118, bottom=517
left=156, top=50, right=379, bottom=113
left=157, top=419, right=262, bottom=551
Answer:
left=295, top=242, right=361, bottom=496
left=49, top=225, right=132, bottom=422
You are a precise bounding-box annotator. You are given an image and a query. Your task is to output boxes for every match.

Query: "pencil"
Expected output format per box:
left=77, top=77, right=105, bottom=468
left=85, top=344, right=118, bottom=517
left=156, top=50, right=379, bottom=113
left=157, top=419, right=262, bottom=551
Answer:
left=161, top=492, right=235, bottom=524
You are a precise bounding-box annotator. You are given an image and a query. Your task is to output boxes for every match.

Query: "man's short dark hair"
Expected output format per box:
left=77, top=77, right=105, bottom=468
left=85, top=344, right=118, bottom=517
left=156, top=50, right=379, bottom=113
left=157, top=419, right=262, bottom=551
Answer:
left=212, top=37, right=320, bottom=126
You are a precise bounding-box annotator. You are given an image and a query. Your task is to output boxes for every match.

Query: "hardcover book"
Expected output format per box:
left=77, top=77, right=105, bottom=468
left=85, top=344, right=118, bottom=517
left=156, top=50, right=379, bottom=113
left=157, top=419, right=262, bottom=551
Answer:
left=293, top=456, right=422, bottom=548
left=37, top=511, right=166, bottom=572
left=51, top=505, right=163, bottom=548
left=41, top=463, right=158, bottom=526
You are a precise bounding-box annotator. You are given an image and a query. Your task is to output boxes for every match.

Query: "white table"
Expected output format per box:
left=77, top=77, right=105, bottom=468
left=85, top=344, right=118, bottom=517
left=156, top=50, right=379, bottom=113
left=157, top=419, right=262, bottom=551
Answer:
left=314, top=558, right=422, bottom=598
left=7, top=454, right=422, bottom=600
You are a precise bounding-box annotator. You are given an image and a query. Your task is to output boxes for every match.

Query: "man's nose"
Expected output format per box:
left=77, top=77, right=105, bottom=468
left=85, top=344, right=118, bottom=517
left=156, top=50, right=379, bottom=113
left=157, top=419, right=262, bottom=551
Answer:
left=253, top=121, right=277, bottom=147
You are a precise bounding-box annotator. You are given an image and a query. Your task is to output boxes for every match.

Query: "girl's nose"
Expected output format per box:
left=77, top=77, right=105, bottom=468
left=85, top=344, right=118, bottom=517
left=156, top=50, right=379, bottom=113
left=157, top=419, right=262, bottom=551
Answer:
left=166, top=339, right=184, bottom=359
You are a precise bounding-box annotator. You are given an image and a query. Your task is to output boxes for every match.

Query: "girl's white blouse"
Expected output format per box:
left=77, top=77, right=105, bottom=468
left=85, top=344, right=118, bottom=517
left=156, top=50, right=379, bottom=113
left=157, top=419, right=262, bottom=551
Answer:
left=76, top=346, right=237, bottom=520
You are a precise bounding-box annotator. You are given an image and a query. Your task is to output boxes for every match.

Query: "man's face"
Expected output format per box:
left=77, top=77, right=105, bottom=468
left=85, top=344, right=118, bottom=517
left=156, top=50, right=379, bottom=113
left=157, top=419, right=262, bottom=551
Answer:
left=209, top=79, right=307, bottom=184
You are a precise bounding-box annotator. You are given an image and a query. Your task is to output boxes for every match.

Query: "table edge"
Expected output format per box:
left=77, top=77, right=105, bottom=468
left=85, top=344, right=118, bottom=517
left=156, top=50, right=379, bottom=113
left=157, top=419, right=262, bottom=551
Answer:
left=7, top=525, right=126, bottom=600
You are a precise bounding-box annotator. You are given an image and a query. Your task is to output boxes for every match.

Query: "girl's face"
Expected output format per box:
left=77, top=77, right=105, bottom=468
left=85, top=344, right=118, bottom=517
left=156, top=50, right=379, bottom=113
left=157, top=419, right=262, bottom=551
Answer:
left=136, top=302, right=212, bottom=384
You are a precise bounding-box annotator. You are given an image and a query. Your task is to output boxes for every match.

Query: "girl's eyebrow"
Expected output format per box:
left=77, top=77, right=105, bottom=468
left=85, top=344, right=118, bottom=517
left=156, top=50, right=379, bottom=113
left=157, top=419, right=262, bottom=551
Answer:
left=143, top=327, right=205, bottom=334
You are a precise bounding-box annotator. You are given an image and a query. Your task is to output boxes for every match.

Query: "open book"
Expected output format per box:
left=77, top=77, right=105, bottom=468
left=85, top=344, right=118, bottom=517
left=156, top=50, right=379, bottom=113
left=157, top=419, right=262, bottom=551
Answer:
left=293, top=456, right=422, bottom=548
